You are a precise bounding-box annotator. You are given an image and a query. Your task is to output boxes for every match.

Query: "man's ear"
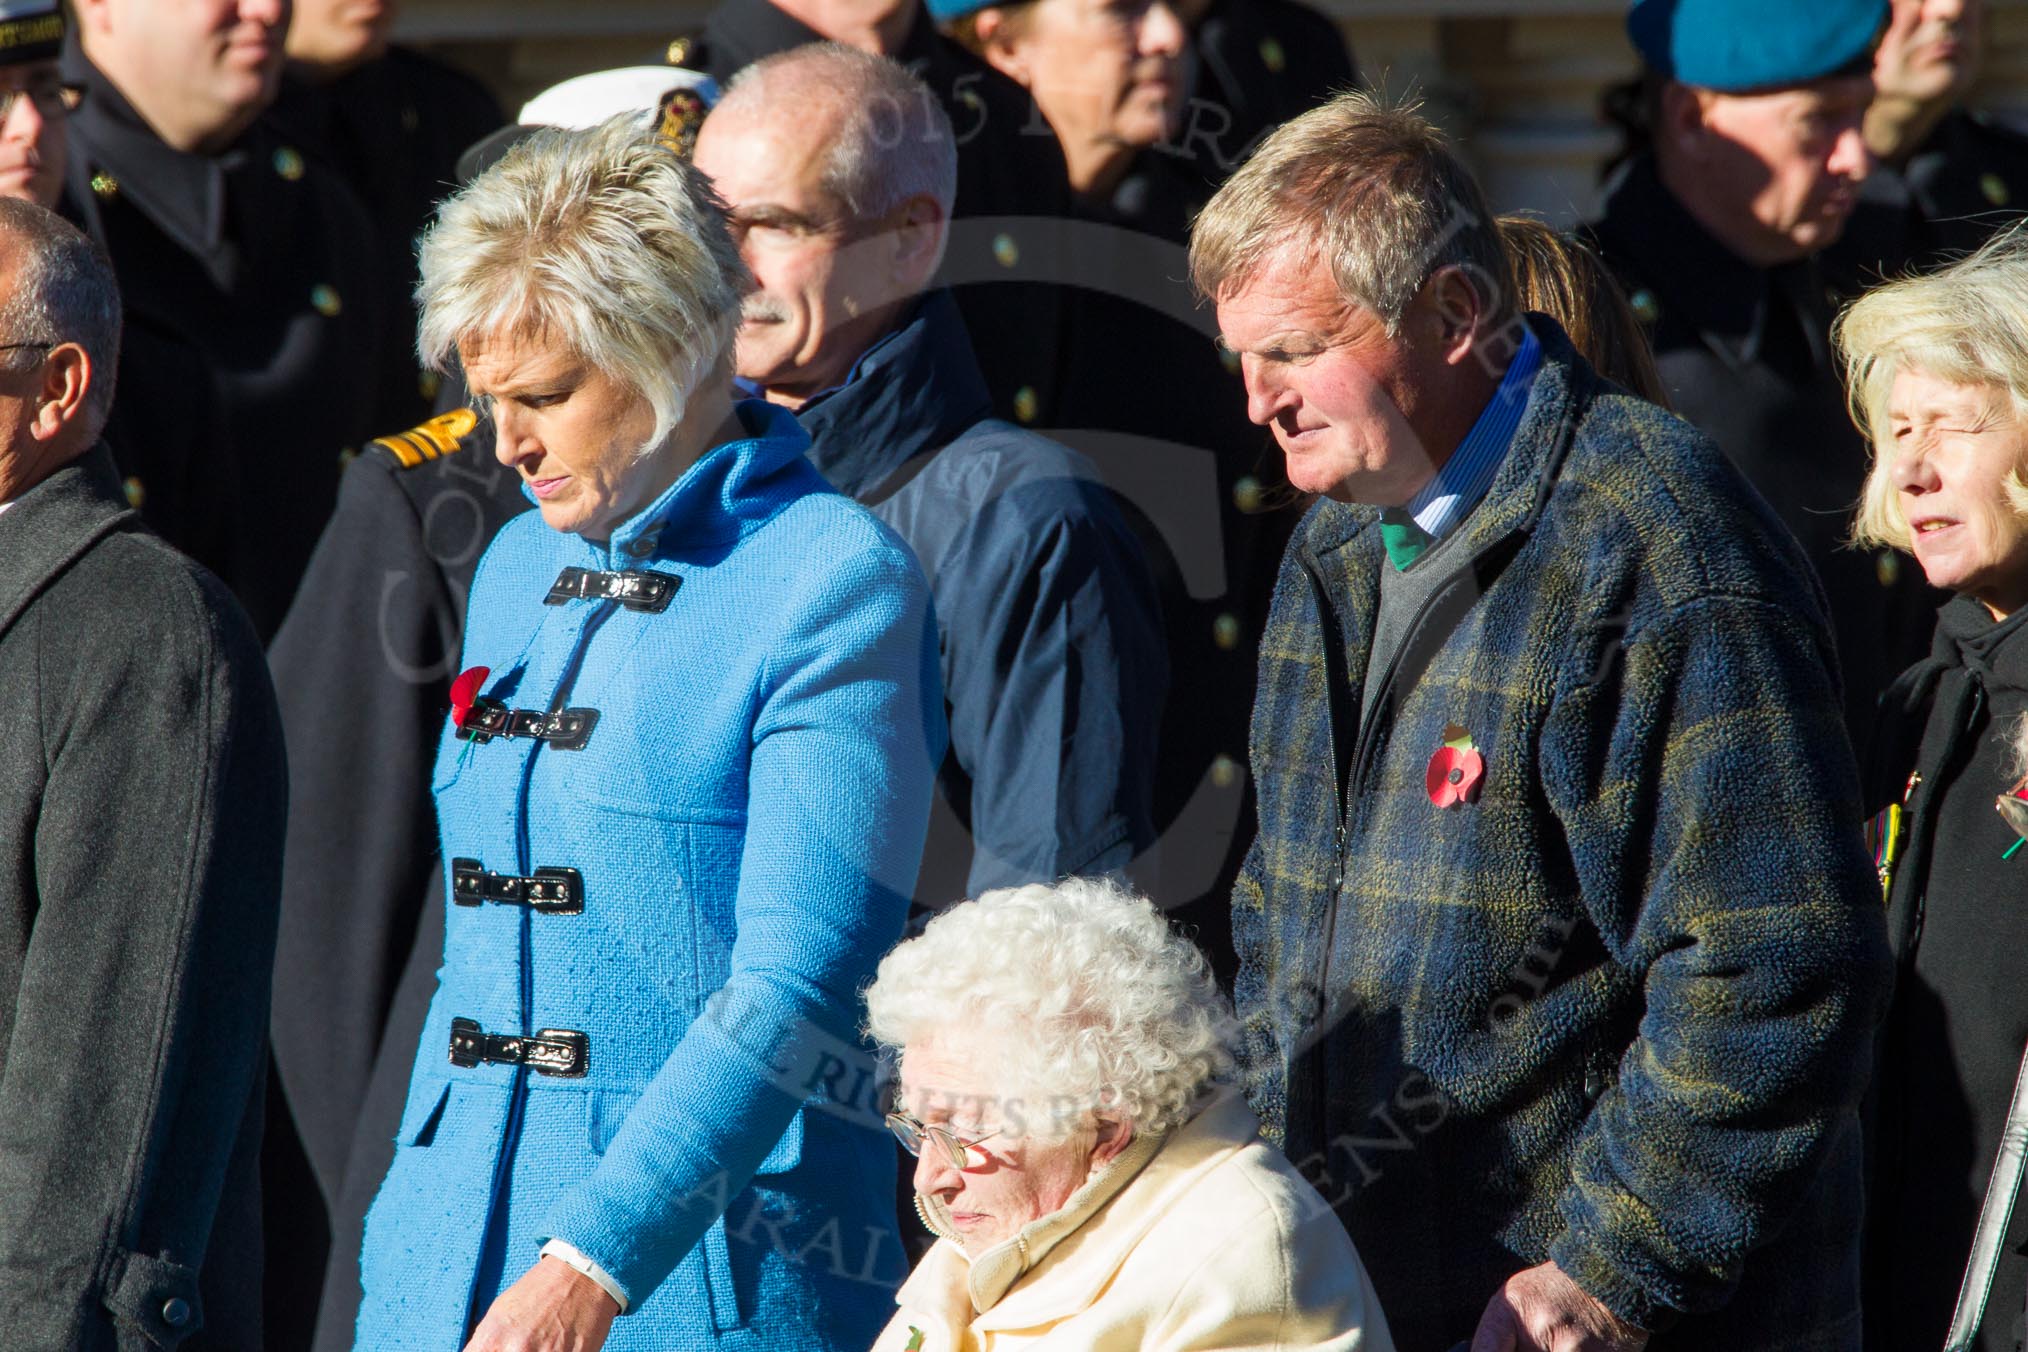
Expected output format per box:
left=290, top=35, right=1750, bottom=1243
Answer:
left=30, top=343, right=90, bottom=443
left=1660, top=80, right=1712, bottom=162
left=71, top=0, right=114, bottom=41
left=973, top=9, right=1029, bottom=85
left=1425, top=265, right=1490, bottom=366
left=891, top=195, right=948, bottom=292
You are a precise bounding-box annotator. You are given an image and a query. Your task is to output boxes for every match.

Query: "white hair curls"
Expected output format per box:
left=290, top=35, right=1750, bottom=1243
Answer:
left=864, top=877, right=1237, bottom=1139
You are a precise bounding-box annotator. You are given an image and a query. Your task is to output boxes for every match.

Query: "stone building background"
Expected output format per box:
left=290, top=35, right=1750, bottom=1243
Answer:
left=401, top=0, right=2028, bottom=227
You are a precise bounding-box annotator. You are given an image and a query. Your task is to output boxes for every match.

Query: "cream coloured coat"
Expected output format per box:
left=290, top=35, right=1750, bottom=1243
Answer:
left=870, top=1092, right=1395, bottom=1352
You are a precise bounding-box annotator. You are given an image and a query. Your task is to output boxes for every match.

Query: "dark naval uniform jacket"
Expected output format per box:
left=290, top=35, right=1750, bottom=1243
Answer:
left=1585, top=153, right=1941, bottom=763
left=687, top=0, right=1074, bottom=432
left=60, top=42, right=386, bottom=641
left=272, top=49, right=504, bottom=434
left=266, top=408, right=529, bottom=1352
left=0, top=447, right=287, bottom=1352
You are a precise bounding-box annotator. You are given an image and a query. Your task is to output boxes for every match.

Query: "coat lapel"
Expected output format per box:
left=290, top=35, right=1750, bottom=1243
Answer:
left=0, top=447, right=136, bottom=643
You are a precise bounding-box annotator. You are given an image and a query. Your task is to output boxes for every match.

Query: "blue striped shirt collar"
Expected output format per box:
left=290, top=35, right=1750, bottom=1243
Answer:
left=1403, top=325, right=1542, bottom=545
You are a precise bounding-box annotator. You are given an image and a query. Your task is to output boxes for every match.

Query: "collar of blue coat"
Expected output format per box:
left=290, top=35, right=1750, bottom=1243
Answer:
left=797, top=290, right=997, bottom=500
left=529, top=398, right=817, bottom=568
left=1399, top=323, right=1542, bottom=546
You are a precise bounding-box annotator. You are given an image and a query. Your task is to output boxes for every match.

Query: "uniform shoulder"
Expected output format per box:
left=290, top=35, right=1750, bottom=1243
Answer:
left=382, top=45, right=505, bottom=123
left=362, top=408, right=485, bottom=472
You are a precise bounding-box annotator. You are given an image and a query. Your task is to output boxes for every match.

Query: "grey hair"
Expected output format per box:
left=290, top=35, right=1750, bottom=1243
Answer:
left=1189, top=88, right=1515, bottom=335
left=416, top=113, right=750, bottom=457
left=1838, top=226, right=2028, bottom=553
left=864, top=877, right=1237, bottom=1140
left=0, top=198, right=121, bottom=440
left=721, top=44, right=957, bottom=225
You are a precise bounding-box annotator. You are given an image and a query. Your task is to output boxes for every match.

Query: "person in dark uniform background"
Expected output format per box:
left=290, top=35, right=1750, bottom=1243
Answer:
left=936, top=0, right=1326, bottom=980
left=62, top=0, right=385, bottom=641
left=273, top=0, right=504, bottom=432
left=1586, top=0, right=1941, bottom=766
left=0, top=0, right=74, bottom=209
left=1865, top=0, right=2028, bottom=261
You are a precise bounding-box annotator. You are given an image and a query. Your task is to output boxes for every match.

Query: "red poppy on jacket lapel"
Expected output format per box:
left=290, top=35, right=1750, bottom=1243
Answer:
left=1427, top=724, right=1485, bottom=808
left=449, top=666, right=491, bottom=729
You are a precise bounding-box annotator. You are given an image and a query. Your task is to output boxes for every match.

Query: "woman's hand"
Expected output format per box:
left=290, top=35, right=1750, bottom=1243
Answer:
left=462, top=1256, right=620, bottom=1352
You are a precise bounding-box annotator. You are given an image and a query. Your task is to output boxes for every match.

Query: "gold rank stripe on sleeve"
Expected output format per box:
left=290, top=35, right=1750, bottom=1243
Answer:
left=370, top=408, right=480, bottom=469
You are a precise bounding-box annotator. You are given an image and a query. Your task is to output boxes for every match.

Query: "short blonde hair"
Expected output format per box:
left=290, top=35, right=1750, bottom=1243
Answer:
left=1837, top=227, right=2028, bottom=551
left=1189, top=89, right=1514, bottom=334
left=864, top=877, right=1235, bottom=1139
left=416, top=114, right=750, bottom=456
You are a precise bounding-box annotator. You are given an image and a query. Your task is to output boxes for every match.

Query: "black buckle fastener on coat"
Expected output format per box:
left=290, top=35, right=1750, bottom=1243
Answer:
left=545, top=566, right=680, bottom=613
left=456, top=698, right=599, bottom=750
left=451, top=858, right=584, bottom=914
left=448, top=1017, right=590, bottom=1077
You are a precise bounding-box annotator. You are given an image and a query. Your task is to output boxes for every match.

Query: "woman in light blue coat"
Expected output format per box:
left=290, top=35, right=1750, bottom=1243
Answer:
left=353, top=115, right=943, bottom=1352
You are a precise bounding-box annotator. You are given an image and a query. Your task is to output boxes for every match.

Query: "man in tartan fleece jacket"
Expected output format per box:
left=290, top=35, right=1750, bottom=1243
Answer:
left=1195, top=91, right=1893, bottom=1352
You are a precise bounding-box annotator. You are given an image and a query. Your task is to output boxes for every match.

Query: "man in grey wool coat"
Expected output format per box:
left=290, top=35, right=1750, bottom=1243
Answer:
left=0, top=196, right=286, bottom=1351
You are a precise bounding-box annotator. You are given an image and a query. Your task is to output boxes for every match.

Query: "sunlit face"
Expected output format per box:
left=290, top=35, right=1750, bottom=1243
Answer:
left=460, top=328, right=674, bottom=540
left=1875, top=0, right=1981, bottom=110
left=1888, top=367, right=2028, bottom=617
left=1216, top=251, right=1451, bottom=506
left=693, top=103, right=896, bottom=406
left=285, top=0, right=395, bottom=72
left=900, top=1038, right=1110, bottom=1257
left=0, top=62, right=70, bottom=208
left=83, top=0, right=288, bottom=135
left=1690, top=76, right=1875, bottom=260
left=991, top=0, right=1188, bottom=163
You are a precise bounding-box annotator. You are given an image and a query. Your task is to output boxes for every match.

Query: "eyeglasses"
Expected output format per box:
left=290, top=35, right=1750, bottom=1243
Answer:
left=0, top=80, right=82, bottom=121
left=885, top=1111, right=1003, bottom=1170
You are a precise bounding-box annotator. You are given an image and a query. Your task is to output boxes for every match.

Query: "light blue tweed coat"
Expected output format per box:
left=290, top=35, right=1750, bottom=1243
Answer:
left=354, top=401, right=943, bottom=1350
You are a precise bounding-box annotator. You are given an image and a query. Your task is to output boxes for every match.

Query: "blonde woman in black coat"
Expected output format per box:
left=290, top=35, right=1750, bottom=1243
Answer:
left=1839, top=228, right=2028, bottom=1352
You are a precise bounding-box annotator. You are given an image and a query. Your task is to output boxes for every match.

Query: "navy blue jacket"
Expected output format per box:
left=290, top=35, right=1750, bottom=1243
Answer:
left=801, top=292, right=1165, bottom=901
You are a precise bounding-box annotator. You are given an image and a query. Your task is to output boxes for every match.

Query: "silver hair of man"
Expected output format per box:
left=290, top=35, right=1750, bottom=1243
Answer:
left=415, top=114, right=751, bottom=458
left=0, top=198, right=122, bottom=442
left=1189, top=88, right=1516, bottom=337
left=864, top=876, right=1237, bottom=1140
left=1838, top=225, right=2028, bottom=553
left=720, top=44, right=957, bottom=245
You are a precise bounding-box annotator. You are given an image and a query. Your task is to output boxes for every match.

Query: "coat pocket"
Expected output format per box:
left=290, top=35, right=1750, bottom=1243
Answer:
left=396, top=1078, right=452, bottom=1147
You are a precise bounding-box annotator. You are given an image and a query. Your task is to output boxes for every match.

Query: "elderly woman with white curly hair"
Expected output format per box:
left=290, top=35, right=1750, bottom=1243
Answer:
left=352, top=114, right=942, bottom=1352
left=866, top=878, right=1394, bottom=1351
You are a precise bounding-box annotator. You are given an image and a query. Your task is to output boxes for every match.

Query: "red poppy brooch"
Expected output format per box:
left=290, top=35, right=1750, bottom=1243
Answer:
left=449, top=665, right=491, bottom=730
left=1426, top=723, right=1485, bottom=809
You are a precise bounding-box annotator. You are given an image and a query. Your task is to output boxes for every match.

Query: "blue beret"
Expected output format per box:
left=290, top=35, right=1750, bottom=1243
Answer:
left=1627, top=0, right=1887, bottom=92
left=925, top=0, right=994, bottom=25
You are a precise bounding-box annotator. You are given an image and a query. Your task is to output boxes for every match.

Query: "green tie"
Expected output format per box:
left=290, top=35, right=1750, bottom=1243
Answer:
left=1378, top=507, right=1433, bottom=572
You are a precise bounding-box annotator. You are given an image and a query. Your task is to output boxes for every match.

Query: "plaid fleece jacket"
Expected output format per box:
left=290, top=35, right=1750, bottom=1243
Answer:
left=1234, top=321, right=1893, bottom=1350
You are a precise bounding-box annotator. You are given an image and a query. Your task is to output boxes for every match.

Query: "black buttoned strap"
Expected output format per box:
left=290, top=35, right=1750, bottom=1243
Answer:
left=451, top=858, right=584, bottom=914
left=456, top=698, right=599, bottom=750
left=449, top=1017, right=589, bottom=1077
left=545, top=566, right=680, bottom=613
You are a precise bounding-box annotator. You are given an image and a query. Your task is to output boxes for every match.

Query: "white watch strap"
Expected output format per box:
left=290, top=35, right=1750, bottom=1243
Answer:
left=540, top=1238, right=630, bottom=1313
